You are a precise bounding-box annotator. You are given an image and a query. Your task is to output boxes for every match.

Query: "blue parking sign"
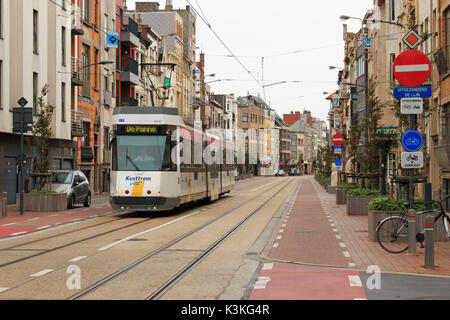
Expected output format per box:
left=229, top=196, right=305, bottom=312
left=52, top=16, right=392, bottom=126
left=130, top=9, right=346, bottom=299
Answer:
left=401, top=130, right=423, bottom=152
left=107, top=32, right=118, bottom=48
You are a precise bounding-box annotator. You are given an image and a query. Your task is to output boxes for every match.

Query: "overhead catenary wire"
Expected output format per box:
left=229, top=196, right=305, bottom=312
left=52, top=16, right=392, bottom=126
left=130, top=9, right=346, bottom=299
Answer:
left=184, top=0, right=263, bottom=88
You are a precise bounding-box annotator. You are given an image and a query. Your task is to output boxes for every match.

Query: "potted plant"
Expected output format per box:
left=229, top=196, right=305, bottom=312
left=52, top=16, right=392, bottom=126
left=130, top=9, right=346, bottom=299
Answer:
left=336, top=184, right=359, bottom=205
left=368, top=198, right=444, bottom=241
left=346, top=188, right=382, bottom=216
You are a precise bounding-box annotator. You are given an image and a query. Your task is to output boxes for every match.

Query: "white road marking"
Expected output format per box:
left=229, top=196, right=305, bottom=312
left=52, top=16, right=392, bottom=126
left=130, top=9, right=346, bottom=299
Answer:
left=343, top=251, right=351, bottom=258
left=276, top=235, right=282, bottom=240
left=339, top=242, right=346, bottom=248
left=348, top=263, right=356, bottom=268
left=0, top=288, right=9, bottom=293
left=37, top=225, right=50, bottom=230
left=330, top=224, right=335, bottom=227
left=98, top=210, right=202, bottom=251
left=336, top=235, right=341, bottom=239
left=69, top=256, right=87, bottom=262
left=279, top=229, right=284, bottom=233
left=348, top=275, right=363, bottom=287
left=254, top=276, right=271, bottom=289
left=333, top=228, right=338, bottom=232
left=31, top=269, right=54, bottom=277
left=27, top=218, right=40, bottom=221
left=11, top=232, right=26, bottom=236
left=272, top=243, right=279, bottom=248
left=281, top=224, right=286, bottom=227
left=49, top=214, right=59, bottom=217
left=262, top=263, right=274, bottom=270
left=1, top=223, right=16, bottom=227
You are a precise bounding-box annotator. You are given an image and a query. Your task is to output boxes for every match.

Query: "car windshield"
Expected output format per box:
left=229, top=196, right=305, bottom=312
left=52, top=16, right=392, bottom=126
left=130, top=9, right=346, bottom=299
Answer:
left=51, top=172, right=73, bottom=184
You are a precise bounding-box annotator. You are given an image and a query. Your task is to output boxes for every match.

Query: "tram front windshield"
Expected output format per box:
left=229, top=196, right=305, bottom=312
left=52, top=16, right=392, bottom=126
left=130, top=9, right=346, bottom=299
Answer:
left=114, top=135, right=168, bottom=171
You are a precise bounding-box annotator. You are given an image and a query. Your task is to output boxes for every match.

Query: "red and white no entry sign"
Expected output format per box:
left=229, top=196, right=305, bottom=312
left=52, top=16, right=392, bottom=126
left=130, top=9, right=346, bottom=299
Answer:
left=332, top=134, right=344, bottom=146
left=393, top=50, right=431, bottom=87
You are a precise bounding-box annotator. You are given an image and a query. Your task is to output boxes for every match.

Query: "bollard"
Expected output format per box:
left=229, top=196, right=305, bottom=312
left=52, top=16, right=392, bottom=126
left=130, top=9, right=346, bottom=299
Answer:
left=408, top=209, right=416, bottom=254
left=424, top=214, right=435, bottom=269
left=1, top=192, right=7, bottom=217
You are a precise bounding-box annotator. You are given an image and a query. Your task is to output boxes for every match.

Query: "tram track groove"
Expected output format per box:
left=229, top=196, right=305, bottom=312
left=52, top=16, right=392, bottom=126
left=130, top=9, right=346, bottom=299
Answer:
left=68, top=178, right=295, bottom=300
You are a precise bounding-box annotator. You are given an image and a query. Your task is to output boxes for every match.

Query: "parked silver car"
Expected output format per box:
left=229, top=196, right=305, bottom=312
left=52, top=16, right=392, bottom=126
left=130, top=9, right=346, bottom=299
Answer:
left=50, top=170, right=91, bottom=209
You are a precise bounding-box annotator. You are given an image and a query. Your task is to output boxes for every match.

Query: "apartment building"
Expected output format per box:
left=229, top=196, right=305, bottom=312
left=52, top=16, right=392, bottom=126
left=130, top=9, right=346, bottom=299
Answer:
left=0, top=0, right=73, bottom=204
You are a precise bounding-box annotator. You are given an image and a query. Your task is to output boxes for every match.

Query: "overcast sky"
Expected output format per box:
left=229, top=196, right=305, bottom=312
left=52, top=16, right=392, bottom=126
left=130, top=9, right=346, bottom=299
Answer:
left=126, top=0, right=373, bottom=123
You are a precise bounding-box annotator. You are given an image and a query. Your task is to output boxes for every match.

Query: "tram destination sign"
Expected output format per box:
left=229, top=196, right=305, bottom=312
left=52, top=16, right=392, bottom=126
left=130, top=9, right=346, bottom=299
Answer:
left=117, top=125, right=167, bottom=135
left=393, top=86, right=431, bottom=99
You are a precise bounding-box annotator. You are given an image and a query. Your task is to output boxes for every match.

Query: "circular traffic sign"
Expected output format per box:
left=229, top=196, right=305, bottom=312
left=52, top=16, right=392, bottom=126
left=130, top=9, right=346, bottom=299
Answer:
left=401, top=130, right=423, bottom=152
left=393, top=50, right=431, bottom=87
left=332, top=134, right=344, bottom=146
left=335, top=159, right=342, bottom=166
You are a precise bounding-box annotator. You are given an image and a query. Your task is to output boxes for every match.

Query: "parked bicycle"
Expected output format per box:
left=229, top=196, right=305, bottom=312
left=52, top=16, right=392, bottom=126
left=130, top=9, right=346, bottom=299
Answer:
left=376, top=195, right=450, bottom=254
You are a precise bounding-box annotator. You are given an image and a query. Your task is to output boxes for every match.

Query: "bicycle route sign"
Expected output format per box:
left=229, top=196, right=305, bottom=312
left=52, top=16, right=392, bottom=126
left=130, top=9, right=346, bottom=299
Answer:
left=401, top=152, right=423, bottom=169
left=401, top=130, right=423, bottom=152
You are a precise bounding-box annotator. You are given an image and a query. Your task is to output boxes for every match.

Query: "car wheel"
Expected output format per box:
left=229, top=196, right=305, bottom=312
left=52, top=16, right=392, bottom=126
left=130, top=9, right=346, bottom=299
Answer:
left=83, top=193, right=91, bottom=207
left=68, top=195, right=75, bottom=209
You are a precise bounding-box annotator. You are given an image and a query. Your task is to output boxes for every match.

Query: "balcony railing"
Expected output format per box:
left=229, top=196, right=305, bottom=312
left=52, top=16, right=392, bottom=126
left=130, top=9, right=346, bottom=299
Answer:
left=71, top=57, right=83, bottom=86
left=71, top=110, right=83, bottom=137
left=71, top=6, right=84, bottom=35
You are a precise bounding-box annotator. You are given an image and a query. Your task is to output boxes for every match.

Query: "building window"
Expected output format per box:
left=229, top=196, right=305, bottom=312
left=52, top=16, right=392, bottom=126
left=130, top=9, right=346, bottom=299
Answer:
left=33, top=73, right=38, bottom=113
left=62, top=26, right=66, bottom=66
left=61, top=82, right=66, bottom=122
left=0, top=60, right=2, bottom=109
left=390, top=53, right=396, bottom=85
left=242, top=113, right=248, bottom=122
left=0, top=0, right=2, bottom=38
left=446, top=8, right=450, bottom=68
left=391, top=0, right=395, bottom=21
left=94, top=48, right=99, bottom=89
left=83, top=0, right=90, bottom=23
left=33, top=10, right=38, bottom=54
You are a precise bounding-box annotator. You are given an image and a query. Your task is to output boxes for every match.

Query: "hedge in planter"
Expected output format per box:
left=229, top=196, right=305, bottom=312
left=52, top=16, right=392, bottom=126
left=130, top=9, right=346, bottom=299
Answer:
left=346, top=188, right=382, bottom=216
left=336, top=184, right=359, bottom=205
left=367, top=197, right=445, bottom=242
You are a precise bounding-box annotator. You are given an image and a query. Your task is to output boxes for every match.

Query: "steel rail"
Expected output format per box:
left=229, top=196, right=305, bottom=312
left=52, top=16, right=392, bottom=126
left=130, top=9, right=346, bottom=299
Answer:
left=68, top=178, right=294, bottom=300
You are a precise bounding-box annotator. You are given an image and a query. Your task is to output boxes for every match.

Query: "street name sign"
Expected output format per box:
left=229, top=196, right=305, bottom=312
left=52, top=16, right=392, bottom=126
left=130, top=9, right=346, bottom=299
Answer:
left=401, top=98, right=423, bottom=114
left=332, top=134, right=344, bottom=146
left=401, top=130, right=424, bottom=152
left=401, top=152, right=424, bottom=169
left=332, top=145, right=344, bottom=149
left=393, top=86, right=431, bottom=98
left=393, top=50, right=431, bottom=87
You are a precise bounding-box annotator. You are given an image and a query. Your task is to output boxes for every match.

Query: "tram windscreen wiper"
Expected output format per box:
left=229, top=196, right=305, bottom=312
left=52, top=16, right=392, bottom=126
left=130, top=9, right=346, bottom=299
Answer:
left=126, top=148, right=141, bottom=171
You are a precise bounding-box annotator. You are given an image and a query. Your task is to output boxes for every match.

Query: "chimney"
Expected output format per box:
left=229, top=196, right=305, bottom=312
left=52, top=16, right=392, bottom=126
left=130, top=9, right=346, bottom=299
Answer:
left=343, top=24, right=348, bottom=41
left=135, top=2, right=160, bottom=12
left=166, top=0, right=173, bottom=11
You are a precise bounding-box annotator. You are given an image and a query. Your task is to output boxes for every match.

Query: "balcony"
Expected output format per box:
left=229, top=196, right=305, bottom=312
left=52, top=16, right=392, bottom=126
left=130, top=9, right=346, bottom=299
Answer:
left=81, top=146, right=94, bottom=162
left=433, top=144, right=450, bottom=168
left=71, top=57, right=83, bottom=86
left=121, top=97, right=139, bottom=107
left=71, top=110, right=83, bottom=137
left=121, top=18, right=140, bottom=48
left=71, top=6, right=84, bottom=35
left=121, top=57, right=139, bottom=85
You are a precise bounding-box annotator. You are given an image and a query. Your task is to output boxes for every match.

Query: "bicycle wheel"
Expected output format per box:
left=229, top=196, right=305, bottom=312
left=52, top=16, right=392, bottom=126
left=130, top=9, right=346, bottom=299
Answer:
left=376, top=216, right=409, bottom=254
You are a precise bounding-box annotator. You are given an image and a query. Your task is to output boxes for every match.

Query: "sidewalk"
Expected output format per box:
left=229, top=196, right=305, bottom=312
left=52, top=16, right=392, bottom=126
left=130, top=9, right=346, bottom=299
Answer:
left=250, top=176, right=450, bottom=300
left=0, top=196, right=115, bottom=239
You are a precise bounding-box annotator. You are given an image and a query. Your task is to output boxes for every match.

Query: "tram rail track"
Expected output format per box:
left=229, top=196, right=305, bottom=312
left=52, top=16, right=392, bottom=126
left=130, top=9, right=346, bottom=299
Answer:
left=68, top=178, right=295, bottom=300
